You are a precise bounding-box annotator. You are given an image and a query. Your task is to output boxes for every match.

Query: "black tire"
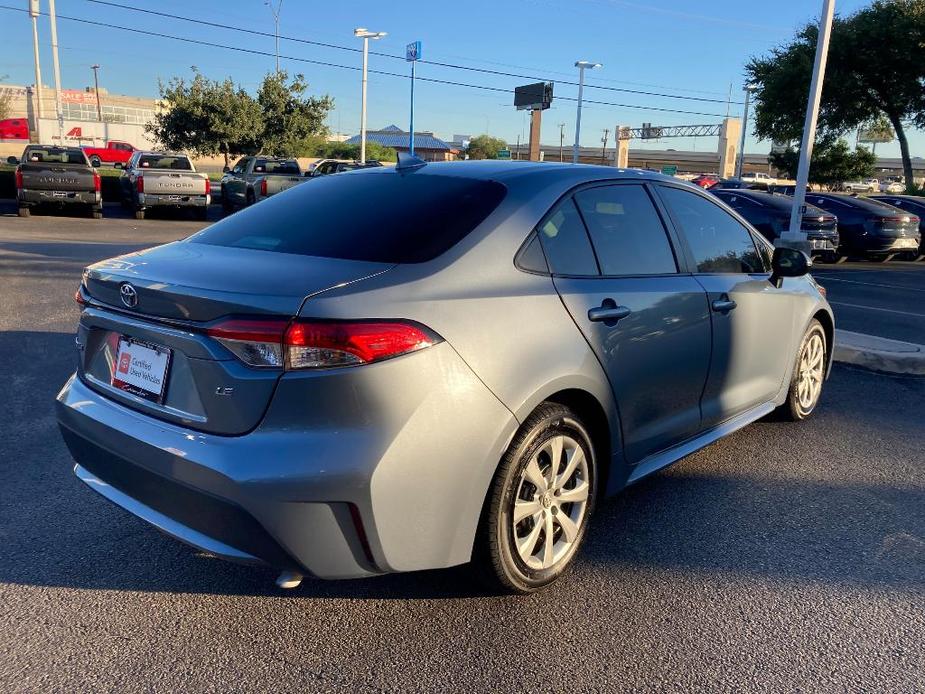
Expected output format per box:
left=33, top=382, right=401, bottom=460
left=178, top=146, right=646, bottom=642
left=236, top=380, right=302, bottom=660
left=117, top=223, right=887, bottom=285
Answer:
left=820, top=251, right=839, bottom=264
left=221, top=187, right=234, bottom=214
left=473, top=402, right=597, bottom=594
left=246, top=189, right=256, bottom=207
left=89, top=156, right=101, bottom=167
left=776, top=319, right=827, bottom=422
left=91, top=207, right=103, bottom=219
left=17, top=206, right=30, bottom=218
left=134, top=209, right=145, bottom=220
left=834, top=253, right=848, bottom=264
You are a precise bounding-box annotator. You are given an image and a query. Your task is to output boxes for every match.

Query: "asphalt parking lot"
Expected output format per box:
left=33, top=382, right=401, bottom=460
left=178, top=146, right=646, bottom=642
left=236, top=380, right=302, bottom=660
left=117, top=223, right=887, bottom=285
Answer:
left=0, top=209, right=923, bottom=692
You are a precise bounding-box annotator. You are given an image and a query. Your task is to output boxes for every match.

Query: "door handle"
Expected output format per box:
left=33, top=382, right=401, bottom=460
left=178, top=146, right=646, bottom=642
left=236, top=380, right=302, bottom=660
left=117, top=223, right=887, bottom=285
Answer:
left=588, top=302, right=632, bottom=323
left=711, top=298, right=737, bottom=313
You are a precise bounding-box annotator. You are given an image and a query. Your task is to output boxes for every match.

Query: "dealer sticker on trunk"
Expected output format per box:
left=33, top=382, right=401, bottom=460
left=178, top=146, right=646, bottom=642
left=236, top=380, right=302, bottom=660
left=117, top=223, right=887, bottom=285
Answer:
left=111, top=337, right=171, bottom=403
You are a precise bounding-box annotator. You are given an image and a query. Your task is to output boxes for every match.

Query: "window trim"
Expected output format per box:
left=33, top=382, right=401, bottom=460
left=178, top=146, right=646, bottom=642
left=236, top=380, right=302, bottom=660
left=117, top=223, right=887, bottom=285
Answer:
left=653, top=181, right=768, bottom=277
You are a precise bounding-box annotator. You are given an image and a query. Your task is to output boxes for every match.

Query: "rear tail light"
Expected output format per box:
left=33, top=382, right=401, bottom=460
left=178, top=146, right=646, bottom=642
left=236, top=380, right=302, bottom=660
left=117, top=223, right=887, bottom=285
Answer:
left=260, top=178, right=268, bottom=197
left=204, top=178, right=211, bottom=196
left=14, top=166, right=23, bottom=190
left=204, top=318, right=439, bottom=369
left=93, top=171, right=101, bottom=192
left=877, top=215, right=909, bottom=224
left=136, top=176, right=144, bottom=193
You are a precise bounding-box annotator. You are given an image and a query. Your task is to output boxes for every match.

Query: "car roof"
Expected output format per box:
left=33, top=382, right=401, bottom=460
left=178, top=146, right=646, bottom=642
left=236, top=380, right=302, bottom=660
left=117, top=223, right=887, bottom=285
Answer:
left=713, top=188, right=829, bottom=213
left=807, top=193, right=902, bottom=214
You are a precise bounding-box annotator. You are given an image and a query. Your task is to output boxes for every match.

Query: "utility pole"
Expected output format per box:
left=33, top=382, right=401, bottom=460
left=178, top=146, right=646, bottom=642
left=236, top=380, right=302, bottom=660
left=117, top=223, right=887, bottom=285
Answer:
left=266, top=0, right=283, bottom=73
left=28, top=0, right=43, bottom=120
left=558, top=122, right=565, bottom=162
left=600, top=128, right=610, bottom=164
left=735, top=84, right=756, bottom=179
left=354, top=28, right=387, bottom=164
left=48, top=0, right=64, bottom=139
left=572, top=61, right=602, bottom=164
left=784, top=0, right=835, bottom=248
left=91, top=64, right=102, bottom=121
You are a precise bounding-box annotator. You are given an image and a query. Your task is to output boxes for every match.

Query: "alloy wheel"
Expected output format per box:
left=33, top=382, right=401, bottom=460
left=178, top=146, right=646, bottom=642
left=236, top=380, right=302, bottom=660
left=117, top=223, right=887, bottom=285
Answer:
left=797, top=332, right=825, bottom=413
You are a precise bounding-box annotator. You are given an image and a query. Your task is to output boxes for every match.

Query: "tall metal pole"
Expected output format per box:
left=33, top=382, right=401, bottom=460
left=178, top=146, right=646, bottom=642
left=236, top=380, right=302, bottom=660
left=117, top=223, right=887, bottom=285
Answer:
left=785, top=0, right=835, bottom=245
left=91, top=64, right=102, bottom=121
left=30, top=7, right=44, bottom=120
left=735, top=86, right=753, bottom=179
left=572, top=65, right=585, bottom=164
left=266, top=0, right=282, bottom=73
left=409, top=60, right=415, bottom=156
left=360, top=36, right=368, bottom=164
left=48, top=0, right=63, bottom=136
left=558, top=122, right=565, bottom=162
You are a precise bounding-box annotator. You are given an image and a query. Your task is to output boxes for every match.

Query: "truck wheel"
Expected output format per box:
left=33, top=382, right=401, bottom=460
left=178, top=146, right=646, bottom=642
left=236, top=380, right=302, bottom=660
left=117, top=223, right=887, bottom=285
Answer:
left=134, top=210, right=145, bottom=221
left=195, top=207, right=208, bottom=221
left=91, top=207, right=103, bottom=220
left=89, top=156, right=101, bottom=167
left=17, top=206, right=30, bottom=218
left=221, top=187, right=234, bottom=214
left=246, top=189, right=256, bottom=206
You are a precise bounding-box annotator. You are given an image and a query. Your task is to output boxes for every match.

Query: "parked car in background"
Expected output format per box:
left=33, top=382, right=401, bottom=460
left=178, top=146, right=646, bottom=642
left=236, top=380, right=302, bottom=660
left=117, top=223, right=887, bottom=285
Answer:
left=740, top=172, right=777, bottom=189
left=221, top=156, right=304, bottom=212
left=57, top=163, right=833, bottom=594
left=81, top=140, right=138, bottom=168
left=840, top=179, right=876, bottom=193
left=805, top=193, right=920, bottom=261
left=9, top=145, right=102, bottom=218
left=711, top=189, right=840, bottom=262
left=712, top=178, right=758, bottom=190
left=308, top=159, right=384, bottom=177
left=769, top=183, right=813, bottom=196
left=119, top=152, right=211, bottom=220
left=0, top=117, right=29, bottom=141
left=879, top=179, right=905, bottom=193
left=869, top=194, right=925, bottom=259
left=691, top=174, right=720, bottom=188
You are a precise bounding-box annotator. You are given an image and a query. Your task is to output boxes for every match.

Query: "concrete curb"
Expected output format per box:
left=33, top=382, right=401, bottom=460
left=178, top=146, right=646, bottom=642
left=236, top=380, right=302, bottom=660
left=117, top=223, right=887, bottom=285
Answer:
left=833, top=329, right=925, bottom=376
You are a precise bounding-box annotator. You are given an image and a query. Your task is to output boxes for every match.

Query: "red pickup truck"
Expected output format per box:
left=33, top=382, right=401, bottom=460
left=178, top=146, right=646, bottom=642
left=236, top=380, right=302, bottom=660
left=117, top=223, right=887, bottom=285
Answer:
left=81, top=140, right=138, bottom=167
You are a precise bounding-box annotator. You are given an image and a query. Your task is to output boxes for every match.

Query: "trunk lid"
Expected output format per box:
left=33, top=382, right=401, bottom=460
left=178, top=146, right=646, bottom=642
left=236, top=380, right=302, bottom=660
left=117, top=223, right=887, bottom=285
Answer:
left=79, top=241, right=394, bottom=434
left=262, top=175, right=305, bottom=197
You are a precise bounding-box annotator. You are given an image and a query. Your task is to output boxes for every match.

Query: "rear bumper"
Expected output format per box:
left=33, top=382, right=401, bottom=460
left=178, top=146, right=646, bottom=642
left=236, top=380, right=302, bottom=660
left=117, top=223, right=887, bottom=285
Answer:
left=18, top=189, right=101, bottom=206
left=138, top=193, right=210, bottom=208
left=55, top=342, right=517, bottom=579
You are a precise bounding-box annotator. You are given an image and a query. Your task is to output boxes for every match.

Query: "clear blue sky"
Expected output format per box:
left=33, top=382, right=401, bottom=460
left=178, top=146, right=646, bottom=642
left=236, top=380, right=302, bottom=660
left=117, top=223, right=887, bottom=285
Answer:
left=2, top=0, right=918, bottom=157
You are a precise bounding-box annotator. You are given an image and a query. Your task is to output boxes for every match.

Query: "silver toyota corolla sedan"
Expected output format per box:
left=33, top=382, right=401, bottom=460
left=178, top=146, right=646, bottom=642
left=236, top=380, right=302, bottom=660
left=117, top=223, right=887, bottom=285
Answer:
left=56, top=160, right=833, bottom=593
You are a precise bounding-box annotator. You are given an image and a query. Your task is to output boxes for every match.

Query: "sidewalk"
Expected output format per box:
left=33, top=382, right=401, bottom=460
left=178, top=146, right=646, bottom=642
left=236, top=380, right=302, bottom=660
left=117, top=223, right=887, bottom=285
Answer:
left=833, top=329, right=925, bottom=376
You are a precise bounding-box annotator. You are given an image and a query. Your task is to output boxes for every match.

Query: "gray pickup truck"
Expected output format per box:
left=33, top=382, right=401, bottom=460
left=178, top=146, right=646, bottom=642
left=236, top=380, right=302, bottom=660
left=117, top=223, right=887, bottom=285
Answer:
left=220, top=156, right=304, bottom=212
left=119, top=152, right=211, bottom=220
left=8, top=145, right=102, bottom=218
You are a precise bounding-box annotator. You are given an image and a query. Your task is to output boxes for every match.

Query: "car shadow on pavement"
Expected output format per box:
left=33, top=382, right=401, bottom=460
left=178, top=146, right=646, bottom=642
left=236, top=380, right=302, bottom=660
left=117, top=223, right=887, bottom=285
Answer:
left=1, top=329, right=923, bottom=600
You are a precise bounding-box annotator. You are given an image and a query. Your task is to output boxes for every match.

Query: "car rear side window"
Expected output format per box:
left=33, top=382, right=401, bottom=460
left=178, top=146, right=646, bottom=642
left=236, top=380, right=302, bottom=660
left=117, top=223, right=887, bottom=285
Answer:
left=573, top=184, right=677, bottom=275
left=192, top=171, right=507, bottom=263
left=658, top=185, right=762, bottom=274
left=536, top=198, right=599, bottom=276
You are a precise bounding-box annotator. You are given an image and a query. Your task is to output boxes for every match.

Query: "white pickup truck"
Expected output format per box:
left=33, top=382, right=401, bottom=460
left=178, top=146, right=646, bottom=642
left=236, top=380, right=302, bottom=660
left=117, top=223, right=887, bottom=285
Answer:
left=740, top=172, right=777, bottom=188
left=119, top=152, right=211, bottom=220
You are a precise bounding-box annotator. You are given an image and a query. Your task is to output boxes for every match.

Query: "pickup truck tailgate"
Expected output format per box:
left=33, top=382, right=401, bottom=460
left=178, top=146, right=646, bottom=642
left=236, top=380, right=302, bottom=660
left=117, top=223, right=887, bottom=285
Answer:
left=140, top=171, right=209, bottom=196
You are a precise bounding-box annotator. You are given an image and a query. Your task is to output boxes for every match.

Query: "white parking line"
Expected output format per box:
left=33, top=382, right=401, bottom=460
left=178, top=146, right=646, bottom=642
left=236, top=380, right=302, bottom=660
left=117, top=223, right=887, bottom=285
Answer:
left=812, top=274, right=925, bottom=293
left=828, top=301, right=925, bottom=318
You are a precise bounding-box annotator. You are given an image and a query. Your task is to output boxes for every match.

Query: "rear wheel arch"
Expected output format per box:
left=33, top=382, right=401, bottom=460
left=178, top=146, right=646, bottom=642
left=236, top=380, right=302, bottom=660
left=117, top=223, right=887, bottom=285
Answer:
left=811, top=308, right=834, bottom=373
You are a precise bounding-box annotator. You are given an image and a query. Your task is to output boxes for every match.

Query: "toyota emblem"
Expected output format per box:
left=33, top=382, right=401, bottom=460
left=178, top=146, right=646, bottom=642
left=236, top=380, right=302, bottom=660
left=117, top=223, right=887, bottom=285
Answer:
left=120, top=282, right=138, bottom=309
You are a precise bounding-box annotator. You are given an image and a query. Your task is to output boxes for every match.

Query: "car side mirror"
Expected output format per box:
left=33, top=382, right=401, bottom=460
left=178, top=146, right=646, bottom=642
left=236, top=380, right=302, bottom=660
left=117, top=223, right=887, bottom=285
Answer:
left=6, top=156, right=18, bottom=165
left=222, top=166, right=230, bottom=173
left=770, top=246, right=810, bottom=287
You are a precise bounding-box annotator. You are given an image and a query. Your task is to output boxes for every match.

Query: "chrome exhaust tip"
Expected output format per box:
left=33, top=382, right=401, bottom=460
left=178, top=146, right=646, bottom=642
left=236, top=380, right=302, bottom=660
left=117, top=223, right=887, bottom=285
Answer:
left=276, top=570, right=303, bottom=589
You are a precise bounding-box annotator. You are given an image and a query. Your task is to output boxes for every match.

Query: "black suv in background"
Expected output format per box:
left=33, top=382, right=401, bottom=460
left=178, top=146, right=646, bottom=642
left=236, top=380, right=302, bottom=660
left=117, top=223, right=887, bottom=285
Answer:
left=711, top=188, right=839, bottom=262
left=805, top=193, right=920, bottom=261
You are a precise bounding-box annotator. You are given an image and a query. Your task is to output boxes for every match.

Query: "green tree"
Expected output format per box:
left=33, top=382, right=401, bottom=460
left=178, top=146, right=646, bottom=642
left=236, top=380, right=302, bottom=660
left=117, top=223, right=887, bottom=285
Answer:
left=769, top=136, right=876, bottom=189
left=747, top=0, right=925, bottom=190
left=257, top=71, right=333, bottom=156
left=466, top=134, right=507, bottom=160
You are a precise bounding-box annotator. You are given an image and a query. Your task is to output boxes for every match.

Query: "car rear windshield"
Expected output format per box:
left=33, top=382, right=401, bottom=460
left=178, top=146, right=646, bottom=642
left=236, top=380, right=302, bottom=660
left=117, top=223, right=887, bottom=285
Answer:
left=138, top=155, right=192, bottom=170
left=192, top=171, right=507, bottom=263
left=256, top=159, right=300, bottom=175
left=24, top=148, right=86, bottom=165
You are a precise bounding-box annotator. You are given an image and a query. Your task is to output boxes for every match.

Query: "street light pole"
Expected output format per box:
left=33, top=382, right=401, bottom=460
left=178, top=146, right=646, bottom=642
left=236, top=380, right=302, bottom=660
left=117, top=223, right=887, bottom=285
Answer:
left=48, top=0, right=64, bottom=139
left=354, top=28, right=387, bottom=165
left=28, top=0, right=43, bottom=120
left=572, top=61, right=601, bottom=164
left=784, top=0, right=836, bottom=246
left=735, top=84, right=756, bottom=179
left=265, top=0, right=283, bottom=73
left=91, top=64, right=102, bottom=121
left=558, top=122, right=565, bottom=162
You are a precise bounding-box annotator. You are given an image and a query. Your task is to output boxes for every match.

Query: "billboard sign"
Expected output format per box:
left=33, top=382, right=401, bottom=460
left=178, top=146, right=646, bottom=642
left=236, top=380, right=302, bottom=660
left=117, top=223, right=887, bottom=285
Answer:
left=514, top=82, right=553, bottom=111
